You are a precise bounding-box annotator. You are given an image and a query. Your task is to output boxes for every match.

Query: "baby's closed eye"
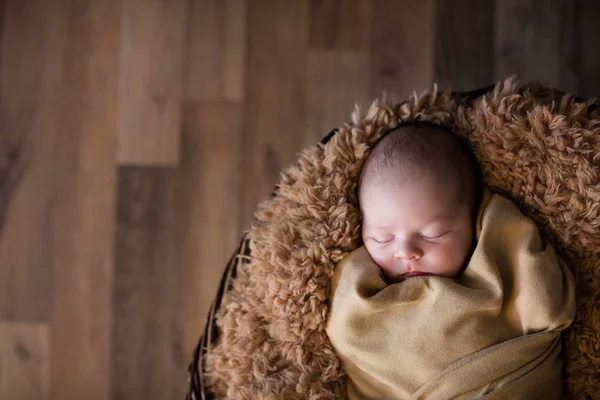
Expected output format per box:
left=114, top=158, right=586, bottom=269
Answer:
left=371, top=237, right=394, bottom=244
left=420, top=231, right=452, bottom=243
left=421, top=231, right=450, bottom=239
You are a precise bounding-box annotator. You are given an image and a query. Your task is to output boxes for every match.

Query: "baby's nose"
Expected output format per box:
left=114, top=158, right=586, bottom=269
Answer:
left=395, top=242, right=423, bottom=260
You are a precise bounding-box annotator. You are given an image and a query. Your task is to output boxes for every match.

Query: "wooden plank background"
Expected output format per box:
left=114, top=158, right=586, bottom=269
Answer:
left=0, top=0, right=599, bottom=399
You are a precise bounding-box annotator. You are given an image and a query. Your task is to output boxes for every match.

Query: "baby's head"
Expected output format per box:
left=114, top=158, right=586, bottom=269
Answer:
left=359, top=122, right=482, bottom=283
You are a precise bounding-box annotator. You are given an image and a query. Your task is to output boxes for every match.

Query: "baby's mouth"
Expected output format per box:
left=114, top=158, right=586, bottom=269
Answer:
left=401, top=271, right=434, bottom=279
left=382, top=270, right=435, bottom=284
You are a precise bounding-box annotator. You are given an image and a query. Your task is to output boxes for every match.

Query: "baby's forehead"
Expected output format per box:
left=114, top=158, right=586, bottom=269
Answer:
left=362, top=174, right=466, bottom=212
left=362, top=162, right=459, bottom=199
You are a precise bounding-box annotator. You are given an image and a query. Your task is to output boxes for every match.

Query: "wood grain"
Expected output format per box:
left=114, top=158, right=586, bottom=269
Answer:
left=238, top=0, right=308, bottom=230
left=495, top=0, right=561, bottom=86
left=0, top=0, right=54, bottom=322
left=0, top=322, right=50, bottom=400
left=559, top=0, right=600, bottom=98
left=0, top=0, right=29, bottom=235
left=174, top=101, right=242, bottom=382
left=117, top=0, right=186, bottom=165
left=306, top=51, right=370, bottom=146
left=113, top=102, right=241, bottom=400
left=46, top=1, right=121, bottom=399
left=309, top=0, right=372, bottom=50
left=112, top=168, right=182, bottom=400
left=433, top=0, right=495, bottom=91
left=371, top=0, right=435, bottom=99
left=184, top=0, right=246, bottom=101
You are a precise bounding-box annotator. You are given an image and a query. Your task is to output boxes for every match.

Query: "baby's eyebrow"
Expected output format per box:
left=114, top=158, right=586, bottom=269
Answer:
left=364, top=214, right=456, bottom=231
left=424, top=215, right=454, bottom=225
left=367, top=225, right=391, bottom=231
left=430, top=215, right=453, bottom=221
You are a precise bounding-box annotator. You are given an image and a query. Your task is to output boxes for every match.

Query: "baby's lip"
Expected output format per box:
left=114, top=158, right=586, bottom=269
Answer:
left=385, top=271, right=433, bottom=284
left=402, top=271, right=433, bottom=278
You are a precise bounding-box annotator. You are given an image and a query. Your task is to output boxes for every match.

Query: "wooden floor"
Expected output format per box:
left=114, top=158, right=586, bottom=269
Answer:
left=0, top=0, right=599, bottom=399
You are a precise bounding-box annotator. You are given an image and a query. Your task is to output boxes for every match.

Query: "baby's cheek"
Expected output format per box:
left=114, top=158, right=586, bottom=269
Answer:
left=428, top=252, right=448, bottom=274
left=371, top=251, right=389, bottom=268
left=365, top=245, right=392, bottom=270
left=431, top=245, right=464, bottom=275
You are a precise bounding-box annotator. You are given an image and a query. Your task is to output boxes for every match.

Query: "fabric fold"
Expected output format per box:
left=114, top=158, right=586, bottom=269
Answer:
left=326, top=189, right=576, bottom=399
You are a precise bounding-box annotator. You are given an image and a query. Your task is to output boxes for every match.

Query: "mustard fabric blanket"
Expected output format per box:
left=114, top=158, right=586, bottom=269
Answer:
left=326, top=189, right=576, bottom=400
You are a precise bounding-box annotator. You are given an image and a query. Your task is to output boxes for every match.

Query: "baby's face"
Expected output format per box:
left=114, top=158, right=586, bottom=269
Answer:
left=361, top=173, right=474, bottom=283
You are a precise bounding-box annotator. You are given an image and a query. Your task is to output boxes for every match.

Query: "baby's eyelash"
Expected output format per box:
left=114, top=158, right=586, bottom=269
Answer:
left=373, top=237, right=393, bottom=244
left=421, top=231, right=450, bottom=240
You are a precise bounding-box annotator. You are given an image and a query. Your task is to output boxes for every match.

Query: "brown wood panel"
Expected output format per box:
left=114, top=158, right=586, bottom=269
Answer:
left=495, top=0, right=561, bottom=87
left=306, top=51, right=370, bottom=145
left=0, top=0, right=55, bottom=322
left=3, top=0, right=600, bottom=398
left=112, top=168, right=182, bottom=400
left=309, top=0, right=372, bottom=50
left=117, top=0, right=186, bottom=165
left=433, top=0, right=495, bottom=91
left=559, top=0, right=600, bottom=98
left=370, top=0, right=435, bottom=99
left=174, top=101, right=242, bottom=380
left=113, top=102, right=241, bottom=400
left=184, top=0, right=246, bottom=101
left=0, top=322, right=50, bottom=400
left=46, top=1, right=121, bottom=399
left=238, top=0, right=308, bottom=229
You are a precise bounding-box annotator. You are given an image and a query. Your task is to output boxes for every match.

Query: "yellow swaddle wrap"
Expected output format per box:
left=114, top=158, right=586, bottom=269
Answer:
left=326, top=189, right=576, bottom=399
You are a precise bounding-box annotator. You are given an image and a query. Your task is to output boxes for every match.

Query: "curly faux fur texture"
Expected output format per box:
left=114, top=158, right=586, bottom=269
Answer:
left=205, top=76, right=600, bottom=399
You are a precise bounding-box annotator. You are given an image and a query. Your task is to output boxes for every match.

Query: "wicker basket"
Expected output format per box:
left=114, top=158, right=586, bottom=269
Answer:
left=186, top=82, right=599, bottom=399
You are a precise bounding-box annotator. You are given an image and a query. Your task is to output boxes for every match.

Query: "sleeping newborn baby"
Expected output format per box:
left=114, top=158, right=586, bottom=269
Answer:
left=358, top=122, right=480, bottom=284
left=326, top=122, right=576, bottom=399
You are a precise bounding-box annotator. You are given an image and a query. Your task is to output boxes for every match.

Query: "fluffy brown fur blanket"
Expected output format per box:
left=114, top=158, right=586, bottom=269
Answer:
left=205, top=77, right=600, bottom=399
